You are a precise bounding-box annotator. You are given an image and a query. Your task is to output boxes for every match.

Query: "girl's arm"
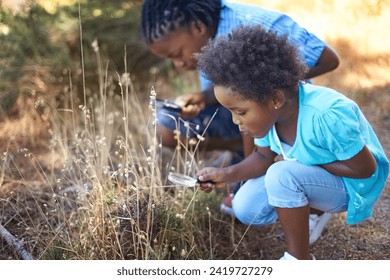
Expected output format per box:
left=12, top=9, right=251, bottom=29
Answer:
left=196, top=146, right=276, bottom=189
left=320, top=146, right=377, bottom=178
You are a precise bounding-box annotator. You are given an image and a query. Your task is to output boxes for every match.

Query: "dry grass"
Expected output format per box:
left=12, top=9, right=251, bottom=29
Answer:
left=0, top=0, right=389, bottom=260
left=0, top=47, right=228, bottom=259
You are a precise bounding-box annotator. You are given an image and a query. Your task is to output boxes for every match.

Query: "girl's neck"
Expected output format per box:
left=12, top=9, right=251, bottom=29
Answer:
left=275, top=94, right=299, bottom=146
left=277, top=94, right=299, bottom=126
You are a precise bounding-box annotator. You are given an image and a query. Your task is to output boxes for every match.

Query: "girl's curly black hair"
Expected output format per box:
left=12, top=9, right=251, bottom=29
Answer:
left=141, top=0, right=222, bottom=45
left=197, top=25, right=308, bottom=103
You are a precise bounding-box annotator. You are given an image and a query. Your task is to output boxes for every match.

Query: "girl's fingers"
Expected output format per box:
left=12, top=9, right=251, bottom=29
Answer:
left=274, top=154, right=284, bottom=162
left=197, top=174, right=207, bottom=182
left=198, top=181, right=215, bottom=193
left=200, top=186, right=214, bottom=193
left=197, top=168, right=216, bottom=181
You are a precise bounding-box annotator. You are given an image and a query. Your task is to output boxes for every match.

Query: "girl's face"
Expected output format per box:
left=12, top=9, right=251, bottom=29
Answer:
left=214, top=86, right=277, bottom=138
left=148, top=24, right=211, bottom=71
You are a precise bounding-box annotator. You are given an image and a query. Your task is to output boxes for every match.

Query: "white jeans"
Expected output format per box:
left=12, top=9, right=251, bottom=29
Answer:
left=232, top=161, right=349, bottom=226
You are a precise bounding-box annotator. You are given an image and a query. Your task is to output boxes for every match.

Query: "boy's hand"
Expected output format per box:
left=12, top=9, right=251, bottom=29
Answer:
left=175, top=92, right=206, bottom=118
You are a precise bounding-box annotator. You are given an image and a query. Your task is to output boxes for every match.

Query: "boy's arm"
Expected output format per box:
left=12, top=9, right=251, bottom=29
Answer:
left=320, top=146, right=377, bottom=178
left=305, top=45, right=340, bottom=79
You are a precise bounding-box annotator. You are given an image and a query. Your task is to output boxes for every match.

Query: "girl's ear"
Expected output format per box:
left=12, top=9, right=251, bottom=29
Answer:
left=272, top=90, right=286, bottom=109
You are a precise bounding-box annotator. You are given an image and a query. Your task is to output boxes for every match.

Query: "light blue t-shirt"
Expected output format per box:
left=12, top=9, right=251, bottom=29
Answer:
left=255, top=83, right=389, bottom=224
left=200, top=0, right=326, bottom=89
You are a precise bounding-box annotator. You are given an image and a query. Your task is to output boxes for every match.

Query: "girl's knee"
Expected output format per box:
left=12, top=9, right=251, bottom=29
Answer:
left=232, top=177, right=278, bottom=225
left=232, top=202, right=254, bottom=225
left=232, top=199, right=277, bottom=226
left=264, top=161, right=295, bottom=193
left=265, top=161, right=310, bottom=208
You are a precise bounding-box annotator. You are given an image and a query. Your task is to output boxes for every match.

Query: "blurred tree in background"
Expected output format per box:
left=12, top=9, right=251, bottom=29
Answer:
left=0, top=0, right=165, bottom=116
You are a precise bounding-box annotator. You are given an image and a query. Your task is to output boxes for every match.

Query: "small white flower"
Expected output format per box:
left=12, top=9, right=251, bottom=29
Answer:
left=91, top=39, right=99, bottom=52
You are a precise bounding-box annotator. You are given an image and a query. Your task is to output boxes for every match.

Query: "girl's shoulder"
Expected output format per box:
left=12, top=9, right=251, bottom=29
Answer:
left=299, top=83, right=356, bottom=114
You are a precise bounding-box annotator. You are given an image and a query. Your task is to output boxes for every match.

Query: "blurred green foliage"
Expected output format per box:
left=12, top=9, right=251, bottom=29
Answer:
left=60, top=0, right=161, bottom=80
left=0, top=4, right=70, bottom=89
left=0, top=0, right=162, bottom=97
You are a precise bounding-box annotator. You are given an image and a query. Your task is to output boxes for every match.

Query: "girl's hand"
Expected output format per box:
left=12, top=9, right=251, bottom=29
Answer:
left=274, top=154, right=284, bottom=162
left=196, top=167, right=229, bottom=192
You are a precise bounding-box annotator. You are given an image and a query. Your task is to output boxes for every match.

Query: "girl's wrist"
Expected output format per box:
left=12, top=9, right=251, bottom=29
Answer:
left=223, top=165, right=237, bottom=183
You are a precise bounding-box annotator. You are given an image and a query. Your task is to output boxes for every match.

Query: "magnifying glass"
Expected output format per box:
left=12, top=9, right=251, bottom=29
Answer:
left=168, top=172, right=199, bottom=187
left=167, top=172, right=214, bottom=187
left=155, top=98, right=183, bottom=113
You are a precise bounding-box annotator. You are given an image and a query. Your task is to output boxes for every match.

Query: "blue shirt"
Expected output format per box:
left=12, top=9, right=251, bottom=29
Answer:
left=200, top=0, right=326, bottom=89
left=255, top=83, right=389, bottom=224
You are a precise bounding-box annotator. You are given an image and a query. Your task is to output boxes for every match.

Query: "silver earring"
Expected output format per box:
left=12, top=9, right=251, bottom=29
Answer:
left=274, top=106, right=278, bottom=109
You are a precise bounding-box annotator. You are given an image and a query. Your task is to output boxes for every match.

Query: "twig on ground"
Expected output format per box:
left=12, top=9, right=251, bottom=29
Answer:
left=0, top=223, right=34, bottom=260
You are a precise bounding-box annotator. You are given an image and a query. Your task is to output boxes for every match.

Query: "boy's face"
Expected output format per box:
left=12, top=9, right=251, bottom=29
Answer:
left=214, top=86, right=277, bottom=139
left=148, top=24, right=210, bottom=71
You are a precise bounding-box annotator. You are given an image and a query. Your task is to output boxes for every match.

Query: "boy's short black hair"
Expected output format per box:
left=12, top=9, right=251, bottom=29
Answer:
left=141, top=0, right=222, bottom=44
left=197, top=25, right=308, bottom=103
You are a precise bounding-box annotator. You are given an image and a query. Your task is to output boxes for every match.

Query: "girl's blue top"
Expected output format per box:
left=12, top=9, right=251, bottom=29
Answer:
left=255, top=83, right=389, bottom=224
left=200, top=0, right=326, bottom=89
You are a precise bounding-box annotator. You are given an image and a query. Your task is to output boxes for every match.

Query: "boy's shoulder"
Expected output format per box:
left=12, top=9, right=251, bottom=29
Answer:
left=222, top=0, right=276, bottom=17
left=218, top=1, right=283, bottom=36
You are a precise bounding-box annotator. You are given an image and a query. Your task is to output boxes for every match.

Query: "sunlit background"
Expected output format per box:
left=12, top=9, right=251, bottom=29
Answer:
left=2, top=0, right=389, bottom=91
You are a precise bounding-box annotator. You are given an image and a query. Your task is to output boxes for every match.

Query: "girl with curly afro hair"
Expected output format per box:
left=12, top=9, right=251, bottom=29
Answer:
left=196, top=25, right=389, bottom=260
